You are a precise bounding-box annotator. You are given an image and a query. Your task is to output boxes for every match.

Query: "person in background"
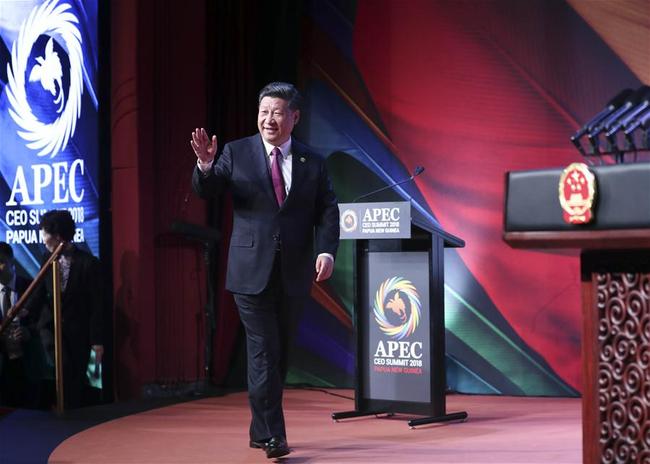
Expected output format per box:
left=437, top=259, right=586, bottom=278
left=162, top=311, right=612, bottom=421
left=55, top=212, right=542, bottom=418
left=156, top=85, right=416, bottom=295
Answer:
left=0, top=242, right=33, bottom=407
left=191, top=82, right=340, bottom=459
left=36, top=210, right=103, bottom=409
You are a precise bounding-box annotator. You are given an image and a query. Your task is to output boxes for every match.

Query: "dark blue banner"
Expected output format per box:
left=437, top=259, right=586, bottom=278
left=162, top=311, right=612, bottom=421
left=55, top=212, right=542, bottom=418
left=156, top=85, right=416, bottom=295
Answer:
left=0, top=0, right=99, bottom=275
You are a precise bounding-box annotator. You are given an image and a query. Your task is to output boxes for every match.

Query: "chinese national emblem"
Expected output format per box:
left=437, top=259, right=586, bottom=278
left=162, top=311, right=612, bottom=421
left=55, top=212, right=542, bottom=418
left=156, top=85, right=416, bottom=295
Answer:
left=558, top=163, right=596, bottom=224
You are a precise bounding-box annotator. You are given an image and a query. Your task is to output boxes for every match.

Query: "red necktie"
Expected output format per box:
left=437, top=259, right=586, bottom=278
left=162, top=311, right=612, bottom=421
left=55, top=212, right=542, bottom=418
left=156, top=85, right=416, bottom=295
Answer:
left=270, top=147, right=286, bottom=206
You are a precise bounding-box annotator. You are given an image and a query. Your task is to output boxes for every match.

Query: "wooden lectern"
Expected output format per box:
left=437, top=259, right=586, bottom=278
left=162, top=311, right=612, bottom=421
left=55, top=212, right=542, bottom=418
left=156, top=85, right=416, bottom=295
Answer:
left=504, top=162, right=650, bottom=463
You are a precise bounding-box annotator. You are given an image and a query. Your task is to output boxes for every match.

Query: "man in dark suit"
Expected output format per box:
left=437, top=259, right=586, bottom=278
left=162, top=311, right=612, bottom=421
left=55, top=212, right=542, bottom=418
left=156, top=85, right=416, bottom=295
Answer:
left=191, top=82, right=339, bottom=459
left=0, top=242, right=32, bottom=407
left=36, top=210, right=104, bottom=409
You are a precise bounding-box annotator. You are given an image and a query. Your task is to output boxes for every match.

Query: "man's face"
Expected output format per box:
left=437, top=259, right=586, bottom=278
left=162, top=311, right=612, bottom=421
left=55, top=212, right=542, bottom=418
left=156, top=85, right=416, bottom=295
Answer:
left=0, top=254, right=14, bottom=286
left=41, top=230, right=62, bottom=253
left=257, top=96, right=299, bottom=146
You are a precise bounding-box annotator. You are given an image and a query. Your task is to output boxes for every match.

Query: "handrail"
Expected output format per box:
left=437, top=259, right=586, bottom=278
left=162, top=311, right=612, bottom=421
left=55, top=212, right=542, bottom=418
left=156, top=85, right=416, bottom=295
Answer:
left=0, top=241, right=65, bottom=336
left=0, top=240, right=67, bottom=413
left=52, top=259, right=64, bottom=413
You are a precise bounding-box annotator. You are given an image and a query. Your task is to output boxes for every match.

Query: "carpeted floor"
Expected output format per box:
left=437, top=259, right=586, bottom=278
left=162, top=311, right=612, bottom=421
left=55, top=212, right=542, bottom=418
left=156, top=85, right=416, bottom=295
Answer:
left=41, top=389, right=581, bottom=464
left=0, top=396, right=199, bottom=464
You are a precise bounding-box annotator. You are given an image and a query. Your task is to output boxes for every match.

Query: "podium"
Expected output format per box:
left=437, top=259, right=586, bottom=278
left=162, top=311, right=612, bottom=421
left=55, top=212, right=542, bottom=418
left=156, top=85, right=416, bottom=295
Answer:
left=332, top=201, right=468, bottom=427
left=504, top=162, right=650, bottom=463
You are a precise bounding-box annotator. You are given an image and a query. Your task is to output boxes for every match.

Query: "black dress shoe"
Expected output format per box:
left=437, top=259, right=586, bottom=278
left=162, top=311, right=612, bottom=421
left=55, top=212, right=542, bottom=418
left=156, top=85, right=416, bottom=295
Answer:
left=249, top=438, right=269, bottom=449
left=265, top=436, right=290, bottom=459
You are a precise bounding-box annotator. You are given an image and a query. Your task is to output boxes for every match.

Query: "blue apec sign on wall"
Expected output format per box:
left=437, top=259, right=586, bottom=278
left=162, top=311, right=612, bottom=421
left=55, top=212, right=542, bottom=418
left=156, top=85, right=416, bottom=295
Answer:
left=0, top=0, right=100, bottom=275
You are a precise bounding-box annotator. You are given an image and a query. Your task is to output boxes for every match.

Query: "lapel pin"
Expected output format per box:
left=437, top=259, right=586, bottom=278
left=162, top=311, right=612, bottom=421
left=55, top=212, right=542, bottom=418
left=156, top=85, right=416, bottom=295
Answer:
left=300, top=157, right=306, bottom=163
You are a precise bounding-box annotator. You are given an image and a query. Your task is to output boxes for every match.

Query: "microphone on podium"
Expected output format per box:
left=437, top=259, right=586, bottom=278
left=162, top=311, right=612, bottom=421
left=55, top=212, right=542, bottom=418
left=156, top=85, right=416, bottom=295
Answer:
left=624, top=107, right=650, bottom=135
left=353, top=166, right=425, bottom=202
left=588, top=87, right=649, bottom=142
left=570, top=88, right=634, bottom=155
left=604, top=87, right=650, bottom=147
left=571, top=88, right=634, bottom=141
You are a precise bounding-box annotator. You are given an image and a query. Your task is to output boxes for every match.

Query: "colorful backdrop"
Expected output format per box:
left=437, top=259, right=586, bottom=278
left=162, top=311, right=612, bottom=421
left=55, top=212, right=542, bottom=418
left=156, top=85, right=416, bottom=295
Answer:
left=279, top=0, right=649, bottom=396
left=3, top=0, right=649, bottom=401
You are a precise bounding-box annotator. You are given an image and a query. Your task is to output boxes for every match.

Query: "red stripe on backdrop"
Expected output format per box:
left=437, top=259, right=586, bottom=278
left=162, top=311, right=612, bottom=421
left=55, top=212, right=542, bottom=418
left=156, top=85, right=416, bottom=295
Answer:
left=354, top=0, right=587, bottom=390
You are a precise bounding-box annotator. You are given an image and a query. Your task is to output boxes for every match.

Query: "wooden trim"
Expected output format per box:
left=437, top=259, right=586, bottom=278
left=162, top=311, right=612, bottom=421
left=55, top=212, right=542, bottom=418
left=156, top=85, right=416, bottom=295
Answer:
left=52, top=260, right=65, bottom=414
left=504, top=229, right=650, bottom=249
left=580, top=258, right=600, bottom=464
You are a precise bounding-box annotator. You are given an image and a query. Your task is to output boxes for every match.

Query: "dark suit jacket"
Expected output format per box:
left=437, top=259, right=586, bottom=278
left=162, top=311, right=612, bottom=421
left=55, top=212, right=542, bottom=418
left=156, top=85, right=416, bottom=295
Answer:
left=193, top=134, right=340, bottom=296
left=0, top=275, right=30, bottom=368
left=36, top=247, right=103, bottom=361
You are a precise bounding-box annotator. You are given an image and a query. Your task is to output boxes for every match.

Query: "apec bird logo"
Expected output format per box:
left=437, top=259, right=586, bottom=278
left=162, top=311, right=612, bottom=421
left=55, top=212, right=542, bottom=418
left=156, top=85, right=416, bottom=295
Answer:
left=386, top=291, right=407, bottom=323
left=29, top=37, right=65, bottom=113
left=6, top=0, right=85, bottom=158
left=373, top=277, right=421, bottom=340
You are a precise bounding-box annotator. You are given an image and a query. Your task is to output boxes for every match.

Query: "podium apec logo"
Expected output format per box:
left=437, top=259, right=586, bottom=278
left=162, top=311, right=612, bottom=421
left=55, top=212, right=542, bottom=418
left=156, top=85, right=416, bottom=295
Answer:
left=341, top=206, right=402, bottom=234
left=372, top=277, right=424, bottom=374
left=6, top=0, right=85, bottom=158
left=338, top=202, right=410, bottom=239
left=340, top=209, right=358, bottom=233
left=373, top=277, right=421, bottom=340
left=558, top=163, right=596, bottom=224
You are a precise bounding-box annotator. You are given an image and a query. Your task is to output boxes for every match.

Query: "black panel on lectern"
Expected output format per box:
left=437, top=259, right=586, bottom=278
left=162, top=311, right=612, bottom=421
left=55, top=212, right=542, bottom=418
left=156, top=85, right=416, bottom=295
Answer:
left=505, top=162, right=650, bottom=231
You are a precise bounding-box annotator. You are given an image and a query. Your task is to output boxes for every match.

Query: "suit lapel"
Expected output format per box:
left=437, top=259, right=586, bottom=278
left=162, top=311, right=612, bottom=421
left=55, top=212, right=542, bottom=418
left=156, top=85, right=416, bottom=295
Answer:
left=284, top=144, right=306, bottom=209
left=252, top=135, right=278, bottom=206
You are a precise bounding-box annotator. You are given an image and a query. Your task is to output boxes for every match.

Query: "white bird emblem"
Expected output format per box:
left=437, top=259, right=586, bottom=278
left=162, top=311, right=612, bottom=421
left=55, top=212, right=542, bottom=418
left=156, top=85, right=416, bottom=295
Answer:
left=28, top=37, right=64, bottom=113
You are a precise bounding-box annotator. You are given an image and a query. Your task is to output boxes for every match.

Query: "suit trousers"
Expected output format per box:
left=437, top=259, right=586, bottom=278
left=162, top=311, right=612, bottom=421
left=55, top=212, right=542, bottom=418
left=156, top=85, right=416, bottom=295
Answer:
left=233, top=252, right=305, bottom=442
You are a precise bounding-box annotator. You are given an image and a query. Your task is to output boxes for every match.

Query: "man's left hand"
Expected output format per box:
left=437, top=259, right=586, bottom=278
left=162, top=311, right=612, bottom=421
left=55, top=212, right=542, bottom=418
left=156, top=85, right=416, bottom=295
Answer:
left=315, top=255, right=334, bottom=282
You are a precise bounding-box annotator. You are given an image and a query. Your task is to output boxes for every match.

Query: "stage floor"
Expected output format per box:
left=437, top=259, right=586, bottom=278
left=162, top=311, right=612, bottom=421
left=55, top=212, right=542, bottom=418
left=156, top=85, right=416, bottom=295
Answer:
left=49, top=389, right=581, bottom=463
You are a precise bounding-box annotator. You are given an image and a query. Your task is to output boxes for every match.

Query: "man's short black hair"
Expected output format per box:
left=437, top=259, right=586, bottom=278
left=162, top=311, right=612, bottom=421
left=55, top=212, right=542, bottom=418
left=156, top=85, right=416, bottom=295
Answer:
left=39, top=210, right=76, bottom=242
left=258, top=82, right=302, bottom=111
left=0, top=242, right=13, bottom=260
